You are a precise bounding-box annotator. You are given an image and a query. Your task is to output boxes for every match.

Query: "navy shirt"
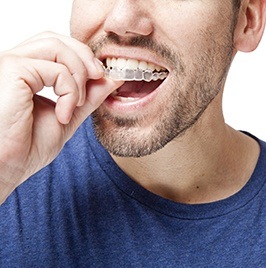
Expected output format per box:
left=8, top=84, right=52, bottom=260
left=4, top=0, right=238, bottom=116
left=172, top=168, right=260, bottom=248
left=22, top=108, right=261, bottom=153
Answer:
left=0, top=117, right=266, bottom=267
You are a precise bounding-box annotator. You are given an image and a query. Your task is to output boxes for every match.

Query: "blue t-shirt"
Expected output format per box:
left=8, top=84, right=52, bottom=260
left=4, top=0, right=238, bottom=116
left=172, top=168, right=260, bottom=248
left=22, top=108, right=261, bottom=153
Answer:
left=0, top=117, right=266, bottom=267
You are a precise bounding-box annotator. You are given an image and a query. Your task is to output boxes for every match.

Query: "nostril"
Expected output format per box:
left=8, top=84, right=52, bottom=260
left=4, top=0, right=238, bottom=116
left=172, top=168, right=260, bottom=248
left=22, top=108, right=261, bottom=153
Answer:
left=103, top=3, right=153, bottom=37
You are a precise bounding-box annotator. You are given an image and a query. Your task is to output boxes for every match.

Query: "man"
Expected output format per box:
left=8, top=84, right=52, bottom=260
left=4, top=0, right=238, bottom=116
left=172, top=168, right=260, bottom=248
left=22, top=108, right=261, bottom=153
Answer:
left=0, top=0, right=265, bottom=266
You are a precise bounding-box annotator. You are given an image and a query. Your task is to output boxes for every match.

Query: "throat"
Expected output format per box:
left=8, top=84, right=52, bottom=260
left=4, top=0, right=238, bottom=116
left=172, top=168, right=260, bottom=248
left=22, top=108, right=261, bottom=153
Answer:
left=111, top=129, right=261, bottom=204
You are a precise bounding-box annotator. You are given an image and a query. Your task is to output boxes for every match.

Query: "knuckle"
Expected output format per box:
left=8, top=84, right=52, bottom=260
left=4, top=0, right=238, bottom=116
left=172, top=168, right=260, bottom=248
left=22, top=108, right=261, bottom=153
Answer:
left=41, top=37, right=65, bottom=49
left=40, top=31, right=56, bottom=37
left=32, top=31, right=57, bottom=40
left=57, top=63, right=70, bottom=76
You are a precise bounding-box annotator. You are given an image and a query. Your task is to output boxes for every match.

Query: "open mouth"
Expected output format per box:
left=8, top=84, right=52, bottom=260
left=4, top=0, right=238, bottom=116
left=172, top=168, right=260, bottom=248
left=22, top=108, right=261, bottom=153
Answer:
left=103, top=57, right=169, bottom=102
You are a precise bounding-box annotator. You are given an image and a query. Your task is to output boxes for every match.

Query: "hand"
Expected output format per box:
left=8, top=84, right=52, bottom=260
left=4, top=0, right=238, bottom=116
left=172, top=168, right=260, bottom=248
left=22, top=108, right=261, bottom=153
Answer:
left=0, top=32, right=123, bottom=204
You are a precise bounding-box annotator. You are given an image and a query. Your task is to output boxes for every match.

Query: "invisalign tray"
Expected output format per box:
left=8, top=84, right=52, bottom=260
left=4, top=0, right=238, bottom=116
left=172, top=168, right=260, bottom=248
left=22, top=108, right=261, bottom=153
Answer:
left=104, top=67, right=168, bottom=82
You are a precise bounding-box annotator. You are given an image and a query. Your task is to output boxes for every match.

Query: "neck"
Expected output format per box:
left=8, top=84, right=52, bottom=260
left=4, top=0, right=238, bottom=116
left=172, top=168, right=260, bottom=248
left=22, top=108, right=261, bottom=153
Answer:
left=111, top=101, right=260, bottom=204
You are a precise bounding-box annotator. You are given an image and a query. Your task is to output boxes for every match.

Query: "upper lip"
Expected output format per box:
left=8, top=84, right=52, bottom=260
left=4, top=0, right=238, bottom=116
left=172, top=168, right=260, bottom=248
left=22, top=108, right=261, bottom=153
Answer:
left=95, top=45, right=171, bottom=72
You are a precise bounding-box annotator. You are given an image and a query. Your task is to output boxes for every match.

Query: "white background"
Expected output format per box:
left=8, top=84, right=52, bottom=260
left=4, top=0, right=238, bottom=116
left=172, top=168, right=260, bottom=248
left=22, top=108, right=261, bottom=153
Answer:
left=0, top=0, right=266, bottom=140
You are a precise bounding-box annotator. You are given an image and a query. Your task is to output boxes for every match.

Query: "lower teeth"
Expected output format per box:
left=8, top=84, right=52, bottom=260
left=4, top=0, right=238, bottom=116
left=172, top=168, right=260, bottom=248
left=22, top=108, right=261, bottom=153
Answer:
left=104, top=67, right=168, bottom=82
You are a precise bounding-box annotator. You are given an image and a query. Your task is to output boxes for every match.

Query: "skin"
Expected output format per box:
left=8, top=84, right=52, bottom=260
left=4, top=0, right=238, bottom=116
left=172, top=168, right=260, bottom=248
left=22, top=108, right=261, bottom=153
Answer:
left=70, top=0, right=266, bottom=203
left=0, top=34, right=123, bottom=203
left=0, top=0, right=265, bottom=204
left=84, top=2, right=236, bottom=157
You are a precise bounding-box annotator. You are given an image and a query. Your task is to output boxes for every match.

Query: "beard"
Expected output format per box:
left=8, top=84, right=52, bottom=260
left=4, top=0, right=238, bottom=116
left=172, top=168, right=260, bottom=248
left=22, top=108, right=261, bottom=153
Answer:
left=90, top=27, right=235, bottom=158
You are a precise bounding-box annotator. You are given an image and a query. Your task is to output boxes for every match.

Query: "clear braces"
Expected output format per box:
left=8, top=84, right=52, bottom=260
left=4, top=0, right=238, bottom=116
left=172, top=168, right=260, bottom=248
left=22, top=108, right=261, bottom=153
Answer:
left=104, top=67, right=168, bottom=82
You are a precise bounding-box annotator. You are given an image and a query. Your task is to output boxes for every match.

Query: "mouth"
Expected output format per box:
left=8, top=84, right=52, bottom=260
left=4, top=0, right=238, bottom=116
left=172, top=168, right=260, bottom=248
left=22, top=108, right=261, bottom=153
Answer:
left=102, top=57, right=169, bottom=103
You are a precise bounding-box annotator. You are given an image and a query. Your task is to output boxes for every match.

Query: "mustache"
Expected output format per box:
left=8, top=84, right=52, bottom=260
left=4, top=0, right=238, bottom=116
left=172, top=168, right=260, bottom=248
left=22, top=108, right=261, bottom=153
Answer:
left=88, top=33, right=184, bottom=70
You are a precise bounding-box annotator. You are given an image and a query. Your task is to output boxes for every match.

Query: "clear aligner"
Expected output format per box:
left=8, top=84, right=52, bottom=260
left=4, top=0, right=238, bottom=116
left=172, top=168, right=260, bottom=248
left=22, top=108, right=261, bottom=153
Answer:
left=104, top=67, right=168, bottom=82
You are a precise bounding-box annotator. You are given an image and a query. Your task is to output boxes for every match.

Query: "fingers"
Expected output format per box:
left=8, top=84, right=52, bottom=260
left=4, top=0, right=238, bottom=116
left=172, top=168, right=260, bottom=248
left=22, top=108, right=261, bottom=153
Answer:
left=8, top=31, right=105, bottom=105
left=0, top=32, right=119, bottom=200
left=28, top=61, right=124, bottom=125
left=1, top=32, right=121, bottom=127
left=15, top=31, right=104, bottom=80
left=21, top=58, right=81, bottom=124
left=67, top=79, right=125, bottom=132
left=0, top=57, right=122, bottom=126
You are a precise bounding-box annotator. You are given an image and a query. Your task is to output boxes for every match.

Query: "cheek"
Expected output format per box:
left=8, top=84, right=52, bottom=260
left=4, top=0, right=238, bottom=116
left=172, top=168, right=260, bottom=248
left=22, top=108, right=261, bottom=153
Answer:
left=70, top=0, right=107, bottom=43
left=154, top=2, right=233, bottom=52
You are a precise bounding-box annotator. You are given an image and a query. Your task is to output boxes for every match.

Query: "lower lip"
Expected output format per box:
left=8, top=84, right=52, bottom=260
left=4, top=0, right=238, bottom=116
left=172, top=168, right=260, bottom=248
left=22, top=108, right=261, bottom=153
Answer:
left=103, top=79, right=166, bottom=114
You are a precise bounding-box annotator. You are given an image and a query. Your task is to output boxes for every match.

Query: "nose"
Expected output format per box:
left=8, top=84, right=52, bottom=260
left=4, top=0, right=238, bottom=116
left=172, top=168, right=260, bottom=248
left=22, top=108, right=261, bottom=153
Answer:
left=103, top=0, right=153, bottom=37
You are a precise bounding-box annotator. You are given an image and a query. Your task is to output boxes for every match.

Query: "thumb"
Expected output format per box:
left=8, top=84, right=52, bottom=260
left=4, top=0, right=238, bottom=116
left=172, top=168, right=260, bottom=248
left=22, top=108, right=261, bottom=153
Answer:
left=64, top=78, right=124, bottom=137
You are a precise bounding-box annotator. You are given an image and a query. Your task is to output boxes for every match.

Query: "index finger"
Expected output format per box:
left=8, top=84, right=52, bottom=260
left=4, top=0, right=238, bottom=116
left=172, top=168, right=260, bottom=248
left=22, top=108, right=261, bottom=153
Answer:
left=15, top=32, right=104, bottom=79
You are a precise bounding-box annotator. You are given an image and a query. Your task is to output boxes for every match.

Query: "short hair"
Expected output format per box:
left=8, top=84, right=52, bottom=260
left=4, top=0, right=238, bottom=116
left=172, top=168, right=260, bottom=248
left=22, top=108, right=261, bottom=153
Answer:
left=233, top=0, right=242, bottom=12
left=232, top=0, right=242, bottom=28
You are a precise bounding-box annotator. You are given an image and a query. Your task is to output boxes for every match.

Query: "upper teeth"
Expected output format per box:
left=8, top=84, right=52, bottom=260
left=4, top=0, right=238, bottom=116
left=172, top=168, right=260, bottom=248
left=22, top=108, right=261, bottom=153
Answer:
left=104, top=57, right=168, bottom=82
left=106, top=57, right=166, bottom=72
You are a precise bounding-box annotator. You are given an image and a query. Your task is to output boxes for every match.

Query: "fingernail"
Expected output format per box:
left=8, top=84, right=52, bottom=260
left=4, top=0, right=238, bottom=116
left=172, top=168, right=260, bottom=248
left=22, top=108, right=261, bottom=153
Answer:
left=93, top=58, right=104, bottom=74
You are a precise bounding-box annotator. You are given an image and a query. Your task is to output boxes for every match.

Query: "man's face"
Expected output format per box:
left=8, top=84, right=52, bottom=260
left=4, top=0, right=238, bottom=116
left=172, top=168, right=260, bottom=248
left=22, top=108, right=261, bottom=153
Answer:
left=70, top=0, right=237, bottom=157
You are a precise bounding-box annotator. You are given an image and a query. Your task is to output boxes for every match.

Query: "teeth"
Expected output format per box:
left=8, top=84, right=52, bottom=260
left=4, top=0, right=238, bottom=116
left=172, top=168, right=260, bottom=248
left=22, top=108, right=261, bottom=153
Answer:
left=112, top=96, right=140, bottom=103
left=125, top=59, right=139, bottom=70
left=117, top=58, right=127, bottom=69
left=147, top=62, right=155, bottom=71
left=106, top=57, right=163, bottom=72
left=103, top=57, right=168, bottom=82
left=139, top=61, right=148, bottom=70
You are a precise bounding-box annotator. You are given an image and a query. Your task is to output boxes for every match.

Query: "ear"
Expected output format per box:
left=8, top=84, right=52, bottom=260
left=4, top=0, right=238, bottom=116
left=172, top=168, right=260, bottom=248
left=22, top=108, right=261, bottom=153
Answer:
left=234, top=0, right=266, bottom=52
